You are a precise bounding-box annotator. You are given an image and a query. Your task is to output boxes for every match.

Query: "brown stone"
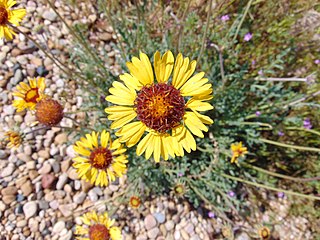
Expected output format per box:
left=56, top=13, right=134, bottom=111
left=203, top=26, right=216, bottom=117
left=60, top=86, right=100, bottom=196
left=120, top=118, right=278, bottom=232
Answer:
left=41, top=174, right=56, bottom=189
left=1, top=186, right=17, bottom=196
left=21, top=180, right=33, bottom=196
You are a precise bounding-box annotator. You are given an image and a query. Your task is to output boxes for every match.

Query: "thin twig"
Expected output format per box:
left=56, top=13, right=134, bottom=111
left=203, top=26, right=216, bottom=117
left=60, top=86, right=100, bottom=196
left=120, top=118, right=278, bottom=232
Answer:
left=176, top=0, right=192, bottom=52
left=254, top=77, right=307, bottom=82
left=232, top=0, right=253, bottom=42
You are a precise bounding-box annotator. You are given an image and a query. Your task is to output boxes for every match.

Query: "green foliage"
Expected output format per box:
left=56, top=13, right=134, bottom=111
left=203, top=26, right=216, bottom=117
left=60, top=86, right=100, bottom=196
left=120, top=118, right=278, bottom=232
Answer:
left=66, top=0, right=319, bottom=223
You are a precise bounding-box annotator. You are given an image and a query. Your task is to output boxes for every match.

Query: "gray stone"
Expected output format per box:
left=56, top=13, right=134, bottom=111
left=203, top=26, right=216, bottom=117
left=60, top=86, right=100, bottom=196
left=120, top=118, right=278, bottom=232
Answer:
left=235, top=232, right=251, bottom=240
left=42, top=10, right=57, bottom=21
left=52, top=221, right=65, bottom=234
left=73, top=192, right=86, bottom=204
left=147, top=227, right=160, bottom=239
left=165, top=220, right=175, bottom=231
left=56, top=173, right=68, bottom=190
left=154, top=212, right=166, bottom=224
left=1, top=165, right=15, bottom=177
left=23, top=201, right=38, bottom=219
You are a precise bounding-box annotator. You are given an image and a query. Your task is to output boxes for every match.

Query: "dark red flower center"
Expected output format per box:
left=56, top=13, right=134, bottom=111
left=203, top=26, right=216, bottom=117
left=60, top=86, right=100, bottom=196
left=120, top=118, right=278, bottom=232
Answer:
left=0, top=5, right=8, bottom=25
left=89, top=224, right=110, bottom=240
left=25, top=88, right=40, bottom=103
left=135, top=83, right=185, bottom=133
left=89, top=147, right=113, bottom=169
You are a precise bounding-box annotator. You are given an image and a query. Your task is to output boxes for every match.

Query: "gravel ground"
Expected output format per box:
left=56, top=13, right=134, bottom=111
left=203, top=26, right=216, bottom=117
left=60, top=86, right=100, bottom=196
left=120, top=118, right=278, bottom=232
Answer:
left=0, top=1, right=317, bottom=239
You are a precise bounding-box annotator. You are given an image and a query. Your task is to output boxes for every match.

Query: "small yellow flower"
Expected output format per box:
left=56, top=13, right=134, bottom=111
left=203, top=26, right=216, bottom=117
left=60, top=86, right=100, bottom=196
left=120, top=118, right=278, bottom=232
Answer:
left=105, top=50, right=214, bottom=162
left=129, top=196, right=141, bottom=209
left=35, top=98, right=64, bottom=126
left=230, top=141, right=248, bottom=163
left=12, top=77, right=46, bottom=112
left=258, top=226, right=271, bottom=239
left=75, top=211, right=122, bottom=240
left=5, top=130, right=22, bottom=149
left=0, top=0, right=26, bottom=40
left=72, top=130, right=128, bottom=187
left=173, top=183, right=186, bottom=197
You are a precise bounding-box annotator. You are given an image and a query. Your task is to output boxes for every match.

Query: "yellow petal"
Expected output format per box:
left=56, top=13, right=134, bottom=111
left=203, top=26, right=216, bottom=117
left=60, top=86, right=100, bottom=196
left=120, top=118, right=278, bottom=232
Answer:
left=154, top=50, right=174, bottom=83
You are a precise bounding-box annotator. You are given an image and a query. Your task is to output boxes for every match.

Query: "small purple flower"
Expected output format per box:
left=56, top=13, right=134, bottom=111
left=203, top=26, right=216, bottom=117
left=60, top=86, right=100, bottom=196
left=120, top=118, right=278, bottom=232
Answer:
left=178, top=172, right=183, bottom=177
left=221, top=14, right=230, bottom=22
left=251, top=60, right=256, bottom=66
left=277, top=192, right=285, bottom=198
left=278, top=131, right=284, bottom=136
left=244, top=32, right=253, bottom=42
left=208, top=211, right=215, bottom=218
left=255, top=111, right=261, bottom=117
left=258, top=69, right=263, bottom=75
left=303, top=118, right=312, bottom=129
left=314, top=59, right=320, bottom=65
left=228, top=191, right=236, bottom=198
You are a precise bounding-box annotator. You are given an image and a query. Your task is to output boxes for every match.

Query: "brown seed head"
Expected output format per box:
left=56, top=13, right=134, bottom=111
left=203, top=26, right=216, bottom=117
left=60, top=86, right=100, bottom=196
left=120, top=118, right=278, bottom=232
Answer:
left=35, top=98, right=64, bottom=126
left=0, top=5, right=8, bottom=25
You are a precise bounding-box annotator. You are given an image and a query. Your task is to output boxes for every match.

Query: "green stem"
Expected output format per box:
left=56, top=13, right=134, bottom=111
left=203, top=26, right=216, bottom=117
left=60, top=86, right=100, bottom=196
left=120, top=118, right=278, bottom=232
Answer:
left=242, top=162, right=320, bottom=182
left=240, top=121, right=273, bottom=130
left=197, top=0, right=213, bottom=63
left=259, top=138, right=320, bottom=152
left=176, top=0, right=192, bottom=52
left=285, top=127, right=320, bottom=137
left=232, top=0, right=253, bottom=42
left=218, top=172, right=320, bottom=200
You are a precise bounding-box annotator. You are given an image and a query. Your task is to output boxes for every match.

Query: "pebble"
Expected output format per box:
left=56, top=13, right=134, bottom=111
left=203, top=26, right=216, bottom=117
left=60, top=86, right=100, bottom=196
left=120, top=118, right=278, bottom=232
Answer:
left=147, top=227, right=160, bottom=239
left=41, top=174, right=56, bottom=189
left=56, top=173, right=68, bottom=190
left=165, top=220, right=175, bottom=231
left=145, top=214, right=157, bottom=230
left=73, top=192, right=86, bottom=204
left=154, top=212, right=166, bottom=224
left=1, top=165, right=15, bottom=177
left=52, top=221, right=65, bottom=234
left=42, top=10, right=57, bottom=21
left=21, top=180, right=33, bottom=196
left=23, top=201, right=38, bottom=219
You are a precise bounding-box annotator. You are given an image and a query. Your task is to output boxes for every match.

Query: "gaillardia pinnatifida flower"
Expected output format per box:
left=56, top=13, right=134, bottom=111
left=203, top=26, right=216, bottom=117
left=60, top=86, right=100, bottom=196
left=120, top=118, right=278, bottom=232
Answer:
left=105, top=51, right=213, bottom=162
left=230, top=142, right=248, bottom=163
left=258, top=226, right=271, bottom=240
left=12, top=77, right=46, bottom=112
left=129, top=196, right=141, bottom=209
left=72, top=130, right=128, bottom=187
left=35, top=98, right=64, bottom=126
left=75, top=211, right=122, bottom=240
left=5, top=130, right=22, bottom=149
left=0, top=0, right=26, bottom=40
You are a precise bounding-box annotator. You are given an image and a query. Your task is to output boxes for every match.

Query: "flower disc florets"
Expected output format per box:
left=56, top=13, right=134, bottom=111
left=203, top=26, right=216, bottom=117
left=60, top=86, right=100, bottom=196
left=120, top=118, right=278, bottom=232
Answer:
left=35, top=98, right=64, bottom=126
left=135, top=83, right=185, bottom=133
left=89, top=224, right=110, bottom=240
left=89, top=147, right=113, bottom=170
left=0, top=5, right=8, bottom=25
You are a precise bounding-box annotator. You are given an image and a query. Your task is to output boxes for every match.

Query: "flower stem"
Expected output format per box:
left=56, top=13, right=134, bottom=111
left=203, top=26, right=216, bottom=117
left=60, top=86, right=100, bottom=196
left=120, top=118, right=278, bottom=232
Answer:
left=259, top=138, right=320, bottom=152
left=197, top=0, right=213, bottom=63
left=232, top=0, right=253, bottom=42
left=285, top=127, right=320, bottom=137
left=242, top=162, right=320, bottom=182
left=218, top=172, right=320, bottom=200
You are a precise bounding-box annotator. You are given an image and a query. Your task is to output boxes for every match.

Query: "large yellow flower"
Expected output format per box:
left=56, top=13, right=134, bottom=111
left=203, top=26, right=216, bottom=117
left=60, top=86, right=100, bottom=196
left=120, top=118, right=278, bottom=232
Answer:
left=0, top=0, right=26, bottom=40
left=75, top=211, right=122, bottom=240
left=12, top=77, right=46, bottom=112
left=105, top=51, right=213, bottom=162
left=72, top=130, right=128, bottom=187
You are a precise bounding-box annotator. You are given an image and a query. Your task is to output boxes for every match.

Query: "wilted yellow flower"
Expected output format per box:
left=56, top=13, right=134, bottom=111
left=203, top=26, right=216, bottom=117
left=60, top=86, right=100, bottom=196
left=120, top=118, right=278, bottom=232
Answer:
left=5, top=130, right=22, bottom=148
left=0, top=0, right=26, bottom=40
left=12, top=77, right=46, bottom=112
left=35, top=98, right=64, bottom=126
left=230, top=142, right=248, bottom=163
left=72, top=130, right=128, bottom=187
left=129, top=196, right=141, bottom=209
left=173, top=183, right=186, bottom=197
left=75, top=211, right=122, bottom=240
left=105, top=50, right=213, bottom=162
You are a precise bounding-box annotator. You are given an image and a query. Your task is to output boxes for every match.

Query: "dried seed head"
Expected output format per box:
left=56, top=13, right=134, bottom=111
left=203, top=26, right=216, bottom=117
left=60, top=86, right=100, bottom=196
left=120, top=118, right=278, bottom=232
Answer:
left=35, top=98, right=64, bottom=126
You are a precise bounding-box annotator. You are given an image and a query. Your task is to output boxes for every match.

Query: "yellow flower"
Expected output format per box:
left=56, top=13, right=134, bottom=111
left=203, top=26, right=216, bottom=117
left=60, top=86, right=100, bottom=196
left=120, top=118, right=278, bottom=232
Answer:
left=230, top=142, right=248, bottom=163
left=105, top=51, right=213, bottom=162
left=0, top=0, right=26, bottom=40
left=258, top=226, right=271, bottom=239
left=75, top=211, right=122, bottom=240
left=5, top=130, right=22, bottom=148
left=72, top=130, right=128, bottom=187
left=173, top=183, right=186, bottom=197
left=129, top=196, right=141, bottom=209
left=12, top=77, right=46, bottom=112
